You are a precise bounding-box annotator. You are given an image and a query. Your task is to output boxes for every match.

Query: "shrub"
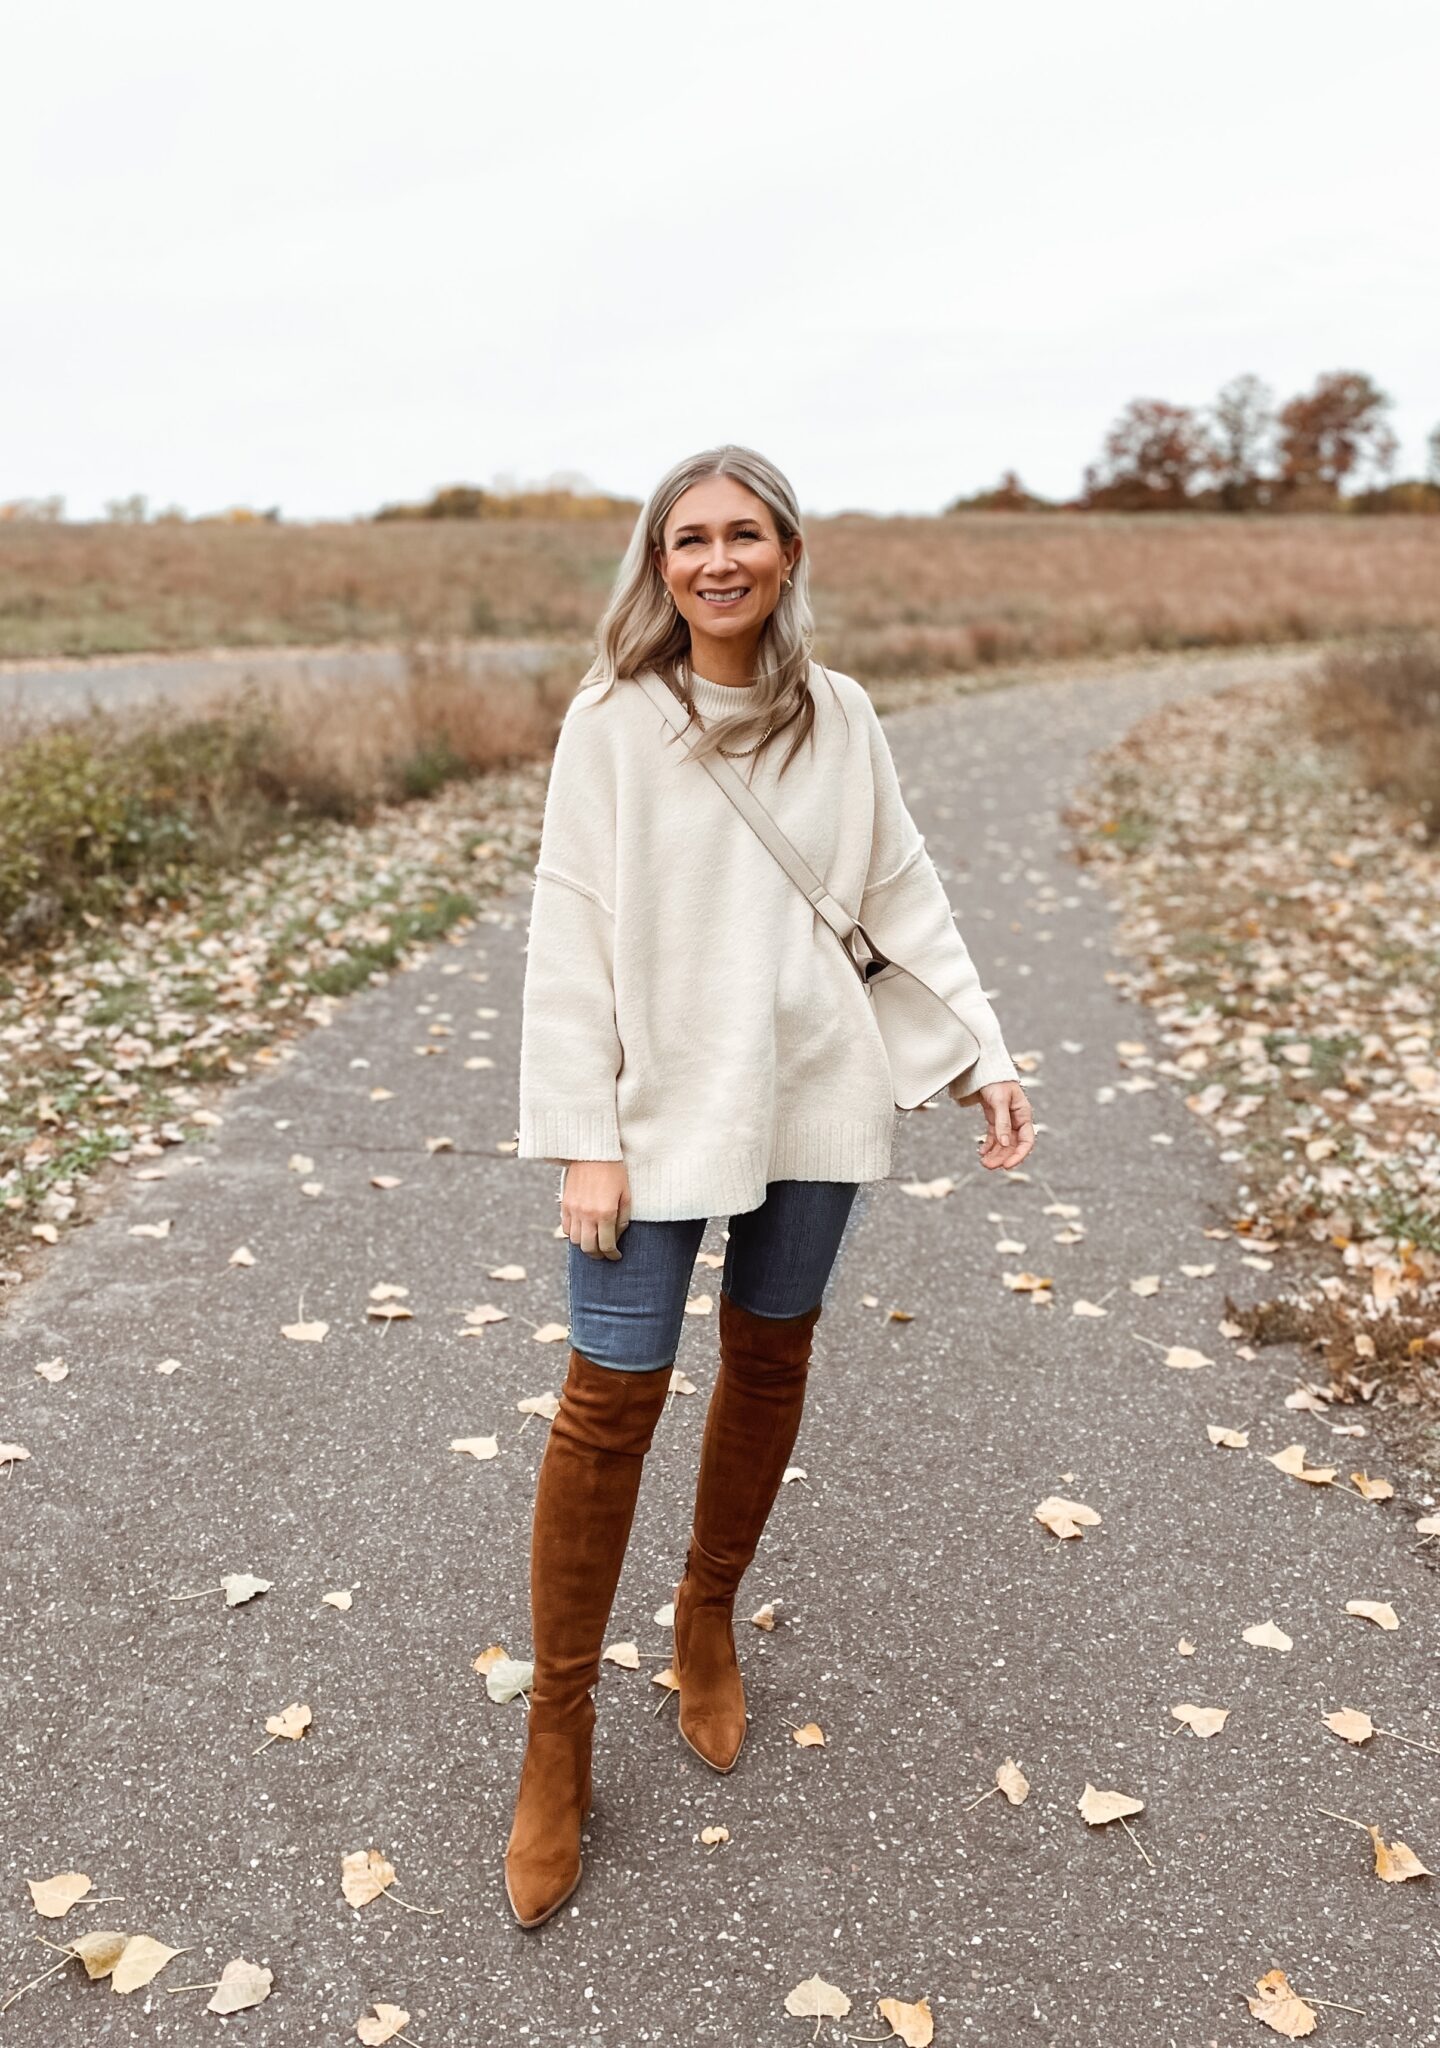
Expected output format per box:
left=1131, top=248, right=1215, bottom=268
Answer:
left=1305, top=632, right=1440, bottom=834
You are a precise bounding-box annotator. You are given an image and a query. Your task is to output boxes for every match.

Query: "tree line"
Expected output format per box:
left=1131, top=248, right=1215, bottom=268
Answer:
left=952, top=369, right=1440, bottom=514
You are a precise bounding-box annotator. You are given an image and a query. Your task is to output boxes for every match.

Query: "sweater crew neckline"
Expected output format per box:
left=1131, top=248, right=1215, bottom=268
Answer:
left=687, top=669, right=759, bottom=721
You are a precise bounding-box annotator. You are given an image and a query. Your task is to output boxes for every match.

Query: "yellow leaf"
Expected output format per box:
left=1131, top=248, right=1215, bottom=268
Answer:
left=1164, top=1345, right=1213, bottom=1370
left=1267, top=1443, right=1336, bottom=1485
left=1170, top=1703, right=1230, bottom=1739
left=750, top=1602, right=777, bottom=1630
left=1322, top=1708, right=1375, bottom=1744
left=1369, top=1826, right=1431, bottom=1883
left=68, top=1931, right=129, bottom=1979
left=357, top=2002, right=411, bottom=2044
left=1, top=1442, right=32, bottom=1464
left=876, top=1994, right=935, bottom=2045
left=996, top=1758, right=1030, bottom=1805
left=1349, top=1471, right=1394, bottom=1502
left=699, top=1825, right=730, bottom=1847
left=450, top=1436, right=500, bottom=1460
left=783, top=1975, right=851, bottom=2020
left=1072, top=1299, right=1108, bottom=1318
left=1077, top=1782, right=1144, bottom=1825
left=1345, top=1599, right=1399, bottom=1630
left=651, top=1666, right=680, bottom=1691
left=26, top=1871, right=92, bottom=1919
left=264, top=1701, right=312, bottom=1741
left=602, top=1640, right=640, bottom=1669
left=792, top=1722, right=827, bottom=1746
left=281, top=1319, right=329, bottom=1343
left=207, top=1957, right=274, bottom=2013
left=1034, top=1495, right=1101, bottom=1540
left=341, top=1848, right=397, bottom=1908
left=1177, top=1638, right=1196, bottom=1657
left=220, top=1573, right=272, bottom=1606
left=1247, top=1968, right=1318, bottom=2037
left=323, top=1589, right=353, bottom=1611
left=1242, top=1621, right=1293, bottom=1652
left=489, top=1263, right=527, bottom=1280
left=1206, top=1425, right=1249, bottom=1449
left=111, top=1935, right=180, bottom=1994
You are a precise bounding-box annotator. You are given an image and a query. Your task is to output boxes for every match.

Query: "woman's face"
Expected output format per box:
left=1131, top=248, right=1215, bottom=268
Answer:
left=654, top=476, right=800, bottom=643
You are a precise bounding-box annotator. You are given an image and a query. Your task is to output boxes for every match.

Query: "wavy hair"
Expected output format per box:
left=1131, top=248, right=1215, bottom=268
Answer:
left=577, top=443, right=837, bottom=779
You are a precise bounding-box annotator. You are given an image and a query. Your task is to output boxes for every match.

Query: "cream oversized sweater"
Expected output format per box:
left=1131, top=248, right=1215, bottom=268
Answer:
left=515, top=662, right=1019, bottom=1221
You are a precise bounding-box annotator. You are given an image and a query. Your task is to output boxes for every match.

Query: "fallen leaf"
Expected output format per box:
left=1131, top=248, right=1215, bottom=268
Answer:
left=1072, top=1300, right=1108, bottom=1318
left=0, top=1443, right=32, bottom=1464
left=792, top=1722, right=826, bottom=1746
left=357, top=2002, right=411, bottom=2045
left=532, top=1322, right=569, bottom=1343
left=230, top=1245, right=255, bottom=1266
left=650, top=1666, right=680, bottom=1692
left=784, top=1975, right=851, bottom=2020
left=341, top=1847, right=397, bottom=1909
left=996, top=1758, right=1030, bottom=1804
left=517, top=1392, right=560, bottom=1420
left=877, top=1994, right=935, bottom=2046
left=128, top=1219, right=172, bottom=1238
left=1207, top=1425, right=1249, bottom=1449
left=1345, top=1599, right=1399, bottom=1631
left=1177, top=1638, right=1196, bottom=1657
left=750, top=1602, right=776, bottom=1630
left=1130, top=1274, right=1162, bottom=1296
left=602, top=1640, right=640, bottom=1669
left=68, top=1931, right=129, bottom=1980
left=1034, top=1495, right=1101, bottom=1540
left=206, top=1957, right=273, bottom=2013
left=264, top=1702, right=312, bottom=1742
left=1171, top=1703, right=1230, bottom=1738
left=35, top=1357, right=68, bottom=1383
left=1267, top=1443, right=1337, bottom=1485
left=111, top=1934, right=180, bottom=1994
left=369, top=1282, right=409, bottom=1301
left=450, top=1436, right=500, bottom=1460
left=322, top=1589, right=353, bottom=1612
left=1242, top=1621, right=1293, bottom=1652
left=489, top=1263, right=526, bottom=1280
left=370, top=1175, right=402, bottom=1190
left=367, top=1302, right=412, bottom=1322
left=1077, top=1782, right=1144, bottom=1826
left=27, top=1871, right=92, bottom=1918
left=1349, top=1471, right=1394, bottom=1502
left=1369, top=1826, right=1431, bottom=1883
left=220, top=1573, right=272, bottom=1606
left=281, top=1319, right=329, bottom=1343
left=1165, top=1345, right=1213, bottom=1370
left=1322, top=1708, right=1375, bottom=1744
left=484, top=1657, right=533, bottom=1703
left=1246, top=1968, right=1317, bottom=2038
left=700, top=1825, right=730, bottom=1847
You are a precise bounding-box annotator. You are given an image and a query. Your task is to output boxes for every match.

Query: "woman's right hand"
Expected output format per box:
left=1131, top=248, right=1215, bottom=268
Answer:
left=561, top=1161, right=632, bottom=1259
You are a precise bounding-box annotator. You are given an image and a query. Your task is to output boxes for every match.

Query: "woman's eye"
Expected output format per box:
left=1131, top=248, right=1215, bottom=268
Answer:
left=677, top=530, right=762, bottom=546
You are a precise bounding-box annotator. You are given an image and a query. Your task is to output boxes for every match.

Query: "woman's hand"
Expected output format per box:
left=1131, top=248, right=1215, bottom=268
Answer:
left=949, top=1077, right=1035, bottom=1170
left=561, top=1160, right=632, bottom=1259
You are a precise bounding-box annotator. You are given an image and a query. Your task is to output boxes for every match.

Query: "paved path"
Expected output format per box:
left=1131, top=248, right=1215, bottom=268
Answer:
left=3, top=649, right=1434, bottom=2045
left=0, top=638, right=567, bottom=731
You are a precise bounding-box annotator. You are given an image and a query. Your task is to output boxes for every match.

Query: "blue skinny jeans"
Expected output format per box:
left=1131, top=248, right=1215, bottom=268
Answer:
left=567, top=1179, right=870, bottom=1372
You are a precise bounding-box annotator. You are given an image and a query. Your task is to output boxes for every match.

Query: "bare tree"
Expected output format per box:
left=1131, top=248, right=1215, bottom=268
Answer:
left=1206, top=374, right=1276, bottom=510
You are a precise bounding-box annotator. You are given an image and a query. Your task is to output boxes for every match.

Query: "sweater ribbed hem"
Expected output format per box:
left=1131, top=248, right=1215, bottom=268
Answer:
left=517, top=1105, right=623, bottom=1162
left=619, top=1113, right=896, bottom=1222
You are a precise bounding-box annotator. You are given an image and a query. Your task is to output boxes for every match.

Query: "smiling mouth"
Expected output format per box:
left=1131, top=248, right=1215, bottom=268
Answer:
left=698, top=587, right=750, bottom=605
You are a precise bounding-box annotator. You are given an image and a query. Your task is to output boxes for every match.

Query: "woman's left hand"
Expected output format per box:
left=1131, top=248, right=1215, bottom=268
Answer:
left=951, top=1077, right=1035, bottom=1170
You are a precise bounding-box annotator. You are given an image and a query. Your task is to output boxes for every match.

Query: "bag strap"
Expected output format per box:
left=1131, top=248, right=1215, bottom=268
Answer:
left=636, top=670, right=882, bottom=979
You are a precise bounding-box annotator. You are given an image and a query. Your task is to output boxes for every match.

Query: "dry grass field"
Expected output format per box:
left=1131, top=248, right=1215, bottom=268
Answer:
left=3, top=511, right=1438, bottom=671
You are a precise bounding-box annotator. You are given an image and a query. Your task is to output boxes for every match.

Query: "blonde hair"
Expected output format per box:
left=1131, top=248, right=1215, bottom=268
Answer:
left=577, top=442, right=838, bottom=778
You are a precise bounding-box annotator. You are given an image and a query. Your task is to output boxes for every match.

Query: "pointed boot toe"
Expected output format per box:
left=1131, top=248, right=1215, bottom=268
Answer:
left=673, top=1553, right=748, bottom=1772
left=503, top=1714, right=592, bottom=1928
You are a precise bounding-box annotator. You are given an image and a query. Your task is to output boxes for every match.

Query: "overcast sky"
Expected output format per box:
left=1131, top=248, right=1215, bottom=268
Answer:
left=5, top=0, right=1436, bottom=522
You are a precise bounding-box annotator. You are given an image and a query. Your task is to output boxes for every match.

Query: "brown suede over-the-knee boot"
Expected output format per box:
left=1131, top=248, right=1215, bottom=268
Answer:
left=504, top=1345, right=671, bottom=1928
left=672, top=1289, right=822, bottom=1771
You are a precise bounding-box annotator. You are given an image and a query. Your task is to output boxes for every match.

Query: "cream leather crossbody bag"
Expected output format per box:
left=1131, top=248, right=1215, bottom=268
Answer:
left=638, top=671, right=984, bottom=1112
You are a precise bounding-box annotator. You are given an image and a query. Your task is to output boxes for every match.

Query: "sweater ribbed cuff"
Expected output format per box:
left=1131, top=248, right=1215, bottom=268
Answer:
left=517, top=1105, right=623, bottom=1162
left=949, top=1041, right=1020, bottom=1095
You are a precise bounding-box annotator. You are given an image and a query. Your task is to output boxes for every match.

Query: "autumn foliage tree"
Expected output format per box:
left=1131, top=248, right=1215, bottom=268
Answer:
left=1082, top=400, right=1214, bottom=510
left=1206, top=373, right=1277, bottom=510
left=1276, top=370, right=1398, bottom=503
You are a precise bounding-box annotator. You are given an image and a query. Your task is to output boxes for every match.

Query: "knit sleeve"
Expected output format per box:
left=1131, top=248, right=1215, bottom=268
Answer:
left=515, top=700, right=626, bottom=1162
left=857, top=696, right=1020, bottom=1100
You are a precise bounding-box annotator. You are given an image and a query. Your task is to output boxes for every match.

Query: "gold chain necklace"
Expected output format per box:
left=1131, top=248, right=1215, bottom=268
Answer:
left=689, top=668, right=773, bottom=758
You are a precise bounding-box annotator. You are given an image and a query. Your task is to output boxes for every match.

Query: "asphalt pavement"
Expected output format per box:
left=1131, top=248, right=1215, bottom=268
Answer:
left=3, top=646, right=1435, bottom=2046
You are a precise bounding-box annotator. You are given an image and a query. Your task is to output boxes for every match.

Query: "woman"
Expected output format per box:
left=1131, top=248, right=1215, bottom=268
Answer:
left=505, top=444, right=1035, bottom=1927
